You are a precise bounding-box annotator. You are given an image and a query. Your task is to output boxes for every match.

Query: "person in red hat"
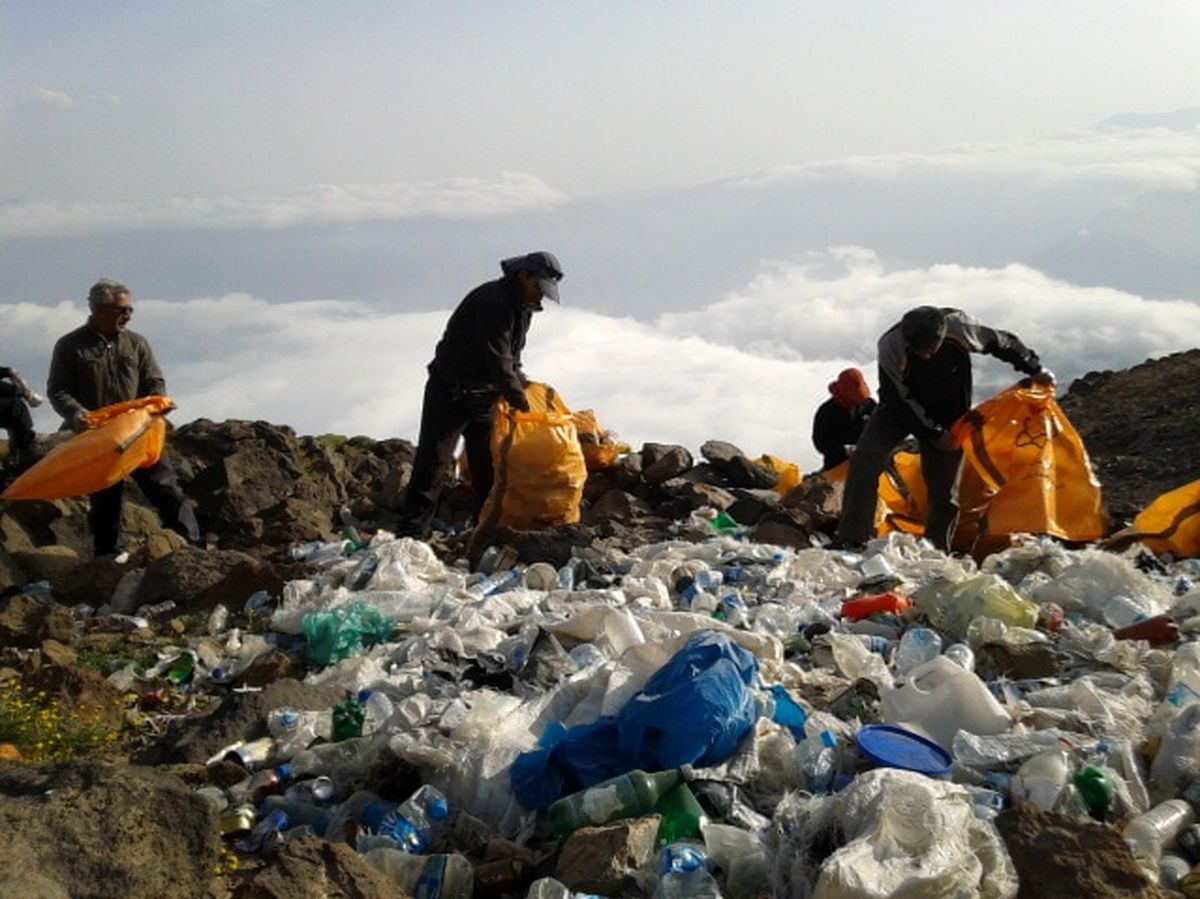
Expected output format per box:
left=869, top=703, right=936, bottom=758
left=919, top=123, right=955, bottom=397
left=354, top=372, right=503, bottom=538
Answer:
left=812, top=367, right=877, bottom=471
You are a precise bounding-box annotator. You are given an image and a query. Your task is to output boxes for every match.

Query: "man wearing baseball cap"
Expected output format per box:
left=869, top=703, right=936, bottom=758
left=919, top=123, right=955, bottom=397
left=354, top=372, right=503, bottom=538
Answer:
left=398, top=252, right=563, bottom=536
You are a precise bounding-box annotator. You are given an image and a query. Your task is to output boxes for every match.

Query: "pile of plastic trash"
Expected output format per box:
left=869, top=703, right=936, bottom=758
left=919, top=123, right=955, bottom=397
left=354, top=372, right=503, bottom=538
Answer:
left=175, top=521, right=1200, bottom=897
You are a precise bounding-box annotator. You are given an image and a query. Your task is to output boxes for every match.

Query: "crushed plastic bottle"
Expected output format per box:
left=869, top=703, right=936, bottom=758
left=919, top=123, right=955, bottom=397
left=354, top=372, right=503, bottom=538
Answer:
left=653, top=842, right=722, bottom=898
left=895, top=628, right=943, bottom=675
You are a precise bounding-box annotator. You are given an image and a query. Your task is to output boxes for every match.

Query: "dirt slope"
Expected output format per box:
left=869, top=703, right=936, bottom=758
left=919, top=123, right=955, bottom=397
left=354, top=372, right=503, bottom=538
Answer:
left=1058, top=348, right=1200, bottom=528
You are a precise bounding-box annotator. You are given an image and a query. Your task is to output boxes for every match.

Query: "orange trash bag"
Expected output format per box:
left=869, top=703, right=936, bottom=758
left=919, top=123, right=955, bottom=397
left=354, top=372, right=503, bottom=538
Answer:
left=1108, top=479, right=1200, bottom=559
left=2, top=396, right=176, bottom=501
left=477, top=382, right=587, bottom=531
left=872, top=383, right=1107, bottom=554
left=571, top=408, right=621, bottom=471
left=756, top=454, right=802, bottom=496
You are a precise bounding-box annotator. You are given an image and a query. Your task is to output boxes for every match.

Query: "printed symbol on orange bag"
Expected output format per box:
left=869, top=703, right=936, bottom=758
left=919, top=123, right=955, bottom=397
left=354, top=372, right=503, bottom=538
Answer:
left=1014, top=417, right=1049, bottom=449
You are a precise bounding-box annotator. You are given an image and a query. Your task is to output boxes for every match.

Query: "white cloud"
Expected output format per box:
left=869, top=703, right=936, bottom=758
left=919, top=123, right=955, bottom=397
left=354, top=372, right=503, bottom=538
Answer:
left=2, top=252, right=1197, bottom=473
left=0, top=173, right=569, bottom=238
left=739, top=130, right=1200, bottom=193
left=31, top=86, right=75, bottom=109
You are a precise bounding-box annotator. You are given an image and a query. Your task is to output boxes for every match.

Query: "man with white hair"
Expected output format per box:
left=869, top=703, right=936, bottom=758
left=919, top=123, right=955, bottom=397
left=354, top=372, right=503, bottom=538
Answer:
left=47, top=278, right=202, bottom=560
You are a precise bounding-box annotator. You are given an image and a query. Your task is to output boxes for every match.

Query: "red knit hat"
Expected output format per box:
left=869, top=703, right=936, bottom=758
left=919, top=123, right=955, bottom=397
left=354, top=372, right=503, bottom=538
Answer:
left=829, top=368, right=871, bottom=408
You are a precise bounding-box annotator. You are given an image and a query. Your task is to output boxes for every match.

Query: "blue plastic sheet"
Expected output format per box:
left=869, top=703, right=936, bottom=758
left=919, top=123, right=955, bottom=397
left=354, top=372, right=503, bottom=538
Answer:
left=512, top=630, right=759, bottom=809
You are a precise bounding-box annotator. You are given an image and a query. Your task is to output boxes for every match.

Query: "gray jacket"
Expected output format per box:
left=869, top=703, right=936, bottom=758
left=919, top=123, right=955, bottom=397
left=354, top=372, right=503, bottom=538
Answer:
left=47, top=324, right=166, bottom=423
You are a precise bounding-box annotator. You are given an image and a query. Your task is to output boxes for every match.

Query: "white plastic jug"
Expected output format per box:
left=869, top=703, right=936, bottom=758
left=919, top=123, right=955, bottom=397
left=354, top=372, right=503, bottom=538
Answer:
left=881, top=656, right=1011, bottom=750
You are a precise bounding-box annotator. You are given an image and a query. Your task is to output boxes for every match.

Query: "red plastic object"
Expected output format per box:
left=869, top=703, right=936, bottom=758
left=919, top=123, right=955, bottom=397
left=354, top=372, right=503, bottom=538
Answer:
left=841, top=592, right=912, bottom=621
left=1112, top=614, right=1179, bottom=647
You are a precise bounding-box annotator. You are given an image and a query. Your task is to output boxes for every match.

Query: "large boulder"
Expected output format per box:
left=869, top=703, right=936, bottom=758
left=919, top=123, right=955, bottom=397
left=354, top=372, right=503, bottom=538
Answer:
left=700, top=440, right=779, bottom=489
left=230, top=834, right=401, bottom=899
left=133, top=545, right=284, bottom=614
left=0, top=762, right=220, bottom=899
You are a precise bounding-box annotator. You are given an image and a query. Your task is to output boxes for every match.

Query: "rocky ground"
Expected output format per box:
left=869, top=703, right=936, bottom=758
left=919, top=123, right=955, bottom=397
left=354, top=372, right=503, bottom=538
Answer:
left=0, top=350, right=1194, bottom=898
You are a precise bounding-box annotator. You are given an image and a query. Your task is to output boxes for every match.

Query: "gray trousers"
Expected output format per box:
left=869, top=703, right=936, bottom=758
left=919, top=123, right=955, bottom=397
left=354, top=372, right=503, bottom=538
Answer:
left=835, top=406, right=965, bottom=551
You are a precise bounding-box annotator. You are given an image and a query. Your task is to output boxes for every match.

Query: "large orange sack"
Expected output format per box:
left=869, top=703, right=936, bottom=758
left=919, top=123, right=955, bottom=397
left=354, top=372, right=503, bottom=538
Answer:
left=873, top=383, right=1107, bottom=554
left=2, top=396, right=175, bottom=501
left=477, top=382, right=586, bottom=531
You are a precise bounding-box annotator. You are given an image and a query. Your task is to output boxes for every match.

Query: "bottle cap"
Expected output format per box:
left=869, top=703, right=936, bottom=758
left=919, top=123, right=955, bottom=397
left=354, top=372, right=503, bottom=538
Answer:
left=429, top=798, right=449, bottom=820
left=275, top=764, right=292, bottom=781
left=357, top=689, right=372, bottom=703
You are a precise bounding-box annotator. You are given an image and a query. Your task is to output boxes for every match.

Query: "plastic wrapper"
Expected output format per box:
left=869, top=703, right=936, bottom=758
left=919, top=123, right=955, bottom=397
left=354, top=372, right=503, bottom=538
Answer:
left=771, top=769, right=1018, bottom=899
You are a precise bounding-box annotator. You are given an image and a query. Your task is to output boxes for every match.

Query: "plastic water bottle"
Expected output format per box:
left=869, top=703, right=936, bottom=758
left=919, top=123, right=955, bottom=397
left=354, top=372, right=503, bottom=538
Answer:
left=694, top=569, right=724, bottom=593
left=267, top=708, right=328, bottom=757
left=467, top=569, right=521, bottom=597
left=357, top=689, right=395, bottom=734
left=653, top=843, right=721, bottom=898
left=234, top=808, right=290, bottom=854
left=942, top=643, right=976, bottom=671
left=396, top=784, right=450, bottom=845
left=1125, top=799, right=1195, bottom=862
left=348, top=551, right=380, bottom=590
left=258, top=796, right=334, bottom=835
left=361, top=849, right=473, bottom=898
left=1099, top=593, right=1149, bottom=629
left=328, top=785, right=449, bottom=852
left=895, top=628, right=943, bottom=675
left=796, top=731, right=838, bottom=794
left=554, top=562, right=578, bottom=592
left=207, top=604, right=229, bottom=635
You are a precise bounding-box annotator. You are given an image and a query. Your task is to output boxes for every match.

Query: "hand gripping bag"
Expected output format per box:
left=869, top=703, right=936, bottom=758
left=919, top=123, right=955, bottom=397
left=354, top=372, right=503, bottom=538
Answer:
left=477, top=382, right=587, bottom=530
left=3, top=396, right=175, bottom=501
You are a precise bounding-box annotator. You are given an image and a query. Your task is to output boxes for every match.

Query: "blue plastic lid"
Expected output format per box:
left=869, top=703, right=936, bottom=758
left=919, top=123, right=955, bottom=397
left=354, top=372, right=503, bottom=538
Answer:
left=855, top=724, right=953, bottom=778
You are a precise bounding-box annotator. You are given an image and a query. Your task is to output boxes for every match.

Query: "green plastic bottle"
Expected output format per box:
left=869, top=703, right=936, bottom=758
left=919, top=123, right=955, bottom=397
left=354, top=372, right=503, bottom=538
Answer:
left=548, top=769, right=681, bottom=839
left=1073, top=766, right=1114, bottom=819
left=331, top=695, right=366, bottom=742
left=652, top=782, right=706, bottom=847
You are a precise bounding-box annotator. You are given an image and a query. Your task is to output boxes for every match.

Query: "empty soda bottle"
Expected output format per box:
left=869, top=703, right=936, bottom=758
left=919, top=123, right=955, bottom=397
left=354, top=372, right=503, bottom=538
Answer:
left=549, top=769, right=681, bottom=839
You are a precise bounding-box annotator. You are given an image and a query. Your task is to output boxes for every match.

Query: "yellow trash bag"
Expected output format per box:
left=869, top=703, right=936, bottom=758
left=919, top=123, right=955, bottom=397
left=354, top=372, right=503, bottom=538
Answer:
left=571, top=409, right=621, bottom=471
left=873, top=383, right=1107, bottom=553
left=951, top=382, right=1107, bottom=547
left=2, top=396, right=175, bottom=501
left=477, top=382, right=587, bottom=531
left=757, top=454, right=802, bottom=496
left=1108, top=479, right=1200, bottom=559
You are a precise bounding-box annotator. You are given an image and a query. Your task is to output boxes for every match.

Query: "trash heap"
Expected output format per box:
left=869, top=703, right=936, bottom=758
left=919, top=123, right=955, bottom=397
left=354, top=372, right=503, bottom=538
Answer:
left=169, top=521, right=1200, bottom=898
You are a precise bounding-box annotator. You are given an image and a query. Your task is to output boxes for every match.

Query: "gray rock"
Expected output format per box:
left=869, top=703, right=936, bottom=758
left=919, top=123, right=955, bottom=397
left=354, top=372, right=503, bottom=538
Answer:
left=642, top=445, right=693, bottom=486
left=727, top=488, right=786, bottom=525
left=583, top=490, right=654, bottom=525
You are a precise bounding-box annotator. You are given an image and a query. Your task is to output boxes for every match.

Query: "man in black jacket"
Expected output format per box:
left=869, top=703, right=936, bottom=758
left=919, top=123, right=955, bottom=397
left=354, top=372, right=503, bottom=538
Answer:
left=812, top=367, right=877, bottom=472
left=835, top=306, right=1054, bottom=551
left=47, top=279, right=201, bottom=559
left=0, top=367, right=41, bottom=473
left=398, top=252, right=563, bottom=535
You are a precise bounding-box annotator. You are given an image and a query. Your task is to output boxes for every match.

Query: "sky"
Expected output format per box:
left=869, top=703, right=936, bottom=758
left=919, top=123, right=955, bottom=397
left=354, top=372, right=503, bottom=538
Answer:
left=3, top=1, right=1200, bottom=472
